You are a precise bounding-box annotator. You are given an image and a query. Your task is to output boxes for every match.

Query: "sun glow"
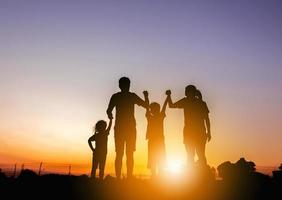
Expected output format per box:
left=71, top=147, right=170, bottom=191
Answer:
left=165, top=159, right=184, bottom=175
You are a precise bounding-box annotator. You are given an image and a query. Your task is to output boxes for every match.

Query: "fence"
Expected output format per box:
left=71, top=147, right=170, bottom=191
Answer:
left=0, top=162, right=149, bottom=179
left=0, top=162, right=91, bottom=177
left=0, top=162, right=278, bottom=178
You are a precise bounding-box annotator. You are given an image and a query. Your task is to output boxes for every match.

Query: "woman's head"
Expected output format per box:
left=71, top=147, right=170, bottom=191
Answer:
left=94, top=120, right=107, bottom=133
left=195, top=89, right=202, bottom=100
left=185, top=85, right=196, bottom=98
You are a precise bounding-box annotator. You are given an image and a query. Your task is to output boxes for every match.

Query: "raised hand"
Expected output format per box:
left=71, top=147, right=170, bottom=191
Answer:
left=143, top=90, right=149, bottom=97
left=165, top=90, right=171, bottom=96
left=107, top=113, right=113, bottom=120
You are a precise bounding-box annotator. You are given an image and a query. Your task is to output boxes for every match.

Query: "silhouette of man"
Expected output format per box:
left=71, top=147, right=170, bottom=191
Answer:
left=107, top=77, right=149, bottom=179
left=166, top=86, right=211, bottom=167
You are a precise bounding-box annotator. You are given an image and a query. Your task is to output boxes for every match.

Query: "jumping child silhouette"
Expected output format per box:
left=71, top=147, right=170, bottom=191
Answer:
left=88, top=118, right=112, bottom=179
left=144, top=91, right=168, bottom=177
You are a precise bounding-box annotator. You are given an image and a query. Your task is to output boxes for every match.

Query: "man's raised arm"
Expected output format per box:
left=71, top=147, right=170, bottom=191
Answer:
left=133, top=92, right=149, bottom=109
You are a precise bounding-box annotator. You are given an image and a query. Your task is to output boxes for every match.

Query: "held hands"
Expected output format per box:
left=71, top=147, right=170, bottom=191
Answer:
left=143, top=90, right=149, bottom=97
left=107, top=113, right=113, bottom=120
left=166, top=90, right=171, bottom=96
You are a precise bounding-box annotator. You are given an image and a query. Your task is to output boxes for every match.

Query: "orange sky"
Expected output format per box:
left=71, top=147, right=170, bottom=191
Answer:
left=0, top=82, right=281, bottom=176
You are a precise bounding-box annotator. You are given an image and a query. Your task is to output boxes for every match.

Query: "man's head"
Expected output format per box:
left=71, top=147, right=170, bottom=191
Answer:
left=185, top=85, right=197, bottom=98
left=119, top=77, right=130, bottom=92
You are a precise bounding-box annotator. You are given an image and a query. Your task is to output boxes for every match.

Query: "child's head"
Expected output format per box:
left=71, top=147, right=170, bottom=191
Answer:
left=195, top=89, right=202, bottom=100
left=94, top=120, right=107, bottom=133
left=150, top=102, right=161, bottom=115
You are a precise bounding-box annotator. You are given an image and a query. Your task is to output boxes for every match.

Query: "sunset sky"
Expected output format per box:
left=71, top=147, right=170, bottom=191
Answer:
left=0, top=0, right=282, bottom=175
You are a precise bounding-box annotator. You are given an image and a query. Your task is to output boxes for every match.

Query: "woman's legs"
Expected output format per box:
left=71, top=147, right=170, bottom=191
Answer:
left=196, top=138, right=207, bottom=167
left=185, top=141, right=196, bottom=167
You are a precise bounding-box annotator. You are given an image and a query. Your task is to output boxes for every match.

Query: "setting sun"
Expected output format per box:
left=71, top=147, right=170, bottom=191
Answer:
left=165, top=159, right=184, bottom=175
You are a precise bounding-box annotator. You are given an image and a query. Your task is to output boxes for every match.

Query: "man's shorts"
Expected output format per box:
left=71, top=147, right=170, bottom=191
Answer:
left=114, top=128, right=137, bottom=154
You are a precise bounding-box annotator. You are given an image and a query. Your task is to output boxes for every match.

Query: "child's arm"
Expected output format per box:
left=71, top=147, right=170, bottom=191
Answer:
left=106, top=118, right=113, bottom=134
left=143, top=91, right=150, bottom=116
left=88, top=136, right=95, bottom=152
left=143, top=91, right=149, bottom=110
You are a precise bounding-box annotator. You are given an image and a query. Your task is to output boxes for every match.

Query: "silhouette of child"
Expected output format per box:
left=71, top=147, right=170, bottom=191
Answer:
left=144, top=91, right=168, bottom=177
left=88, top=118, right=112, bottom=179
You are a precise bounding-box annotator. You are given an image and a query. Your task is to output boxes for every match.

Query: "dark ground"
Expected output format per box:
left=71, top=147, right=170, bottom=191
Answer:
left=1, top=158, right=282, bottom=200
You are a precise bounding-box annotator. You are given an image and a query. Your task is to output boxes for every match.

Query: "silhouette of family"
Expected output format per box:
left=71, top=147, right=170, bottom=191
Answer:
left=88, top=77, right=211, bottom=179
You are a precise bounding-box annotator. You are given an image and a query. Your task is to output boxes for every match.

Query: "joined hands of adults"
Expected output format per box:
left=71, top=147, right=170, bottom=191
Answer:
left=165, top=90, right=171, bottom=96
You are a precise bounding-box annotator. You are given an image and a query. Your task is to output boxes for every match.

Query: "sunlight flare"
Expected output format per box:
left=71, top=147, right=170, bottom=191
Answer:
left=165, top=159, right=184, bottom=175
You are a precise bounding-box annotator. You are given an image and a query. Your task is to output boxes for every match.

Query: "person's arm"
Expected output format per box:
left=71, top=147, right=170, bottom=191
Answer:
left=88, top=136, right=95, bottom=152
left=106, top=95, right=115, bottom=119
left=143, top=91, right=150, bottom=116
left=205, top=115, right=211, bottom=142
left=166, top=90, right=183, bottom=108
left=161, top=97, right=168, bottom=115
left=106, top=118, right=113, bottom=134
left=134, top=92, right=149, bottom=108
left=203, top=102, right=211, bottom=142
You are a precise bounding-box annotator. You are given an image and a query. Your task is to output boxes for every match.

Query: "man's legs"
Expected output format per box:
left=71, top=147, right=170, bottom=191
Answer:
left=115, top=134, right=125, bottom=179
left=126, top=150, right=134, bottom=178
left=126, top=132, right=136, bottom=178
left=115, top=150, right=124, bottom=179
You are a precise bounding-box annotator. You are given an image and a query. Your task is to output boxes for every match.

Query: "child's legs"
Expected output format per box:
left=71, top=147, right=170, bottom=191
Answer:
left=98, top=153, right=107, bottom=179
left=156, top=142, right=166, bottom=174
left=148, top=140, right=157, bottom=176
left=91, top=153, right=98, bottom=178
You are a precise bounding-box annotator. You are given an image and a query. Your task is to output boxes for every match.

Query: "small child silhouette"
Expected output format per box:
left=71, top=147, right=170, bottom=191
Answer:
left=144, top=91, right=168, bottom=177
left=88, top=118, right=112, bottom=179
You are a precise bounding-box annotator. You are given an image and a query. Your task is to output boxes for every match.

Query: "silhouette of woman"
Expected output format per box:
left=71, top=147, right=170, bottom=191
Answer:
left=166, top=86, right=211, bottom=167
